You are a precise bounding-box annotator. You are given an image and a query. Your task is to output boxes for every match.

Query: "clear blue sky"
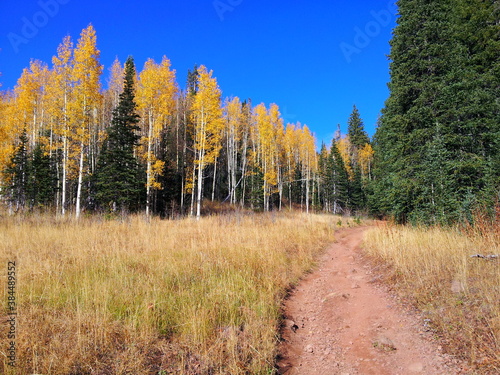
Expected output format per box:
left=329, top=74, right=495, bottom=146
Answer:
left=0, top=0, right=398, bottom=145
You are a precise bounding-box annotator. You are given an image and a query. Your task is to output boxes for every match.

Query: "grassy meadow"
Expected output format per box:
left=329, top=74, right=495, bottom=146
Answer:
left=364, top=220, right=500, bottom=374
left=0, top=211, right=347, bottom=374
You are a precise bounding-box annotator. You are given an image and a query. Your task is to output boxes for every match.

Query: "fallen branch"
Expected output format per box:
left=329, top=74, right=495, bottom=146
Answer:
left=469, top=254, right=499, bottom=260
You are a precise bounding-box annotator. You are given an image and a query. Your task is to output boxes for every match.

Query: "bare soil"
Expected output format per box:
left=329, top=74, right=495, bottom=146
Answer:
left=277, top=226, right=471, bottom=375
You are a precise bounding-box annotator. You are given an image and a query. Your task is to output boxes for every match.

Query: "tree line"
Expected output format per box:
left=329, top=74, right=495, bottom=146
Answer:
left=3, top=0, right=498, bottom=225
left=0, top=25, right=373, bottom=218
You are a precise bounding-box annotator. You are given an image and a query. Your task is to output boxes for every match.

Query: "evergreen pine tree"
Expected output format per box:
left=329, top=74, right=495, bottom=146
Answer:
left=3, top=129, right=30, bottom=210
left=325, top=141, right=349, bottom=214
left=318, top=143, right=329, bottom=211
left=348, top=165, right=365, bottom=213
left=187, top=65, right=199, bottom=96
left=347, top=105, right=370, bottom=149
left=94, top=57, right=145, bottom=212
left=30, top=143, right=57, bottom=207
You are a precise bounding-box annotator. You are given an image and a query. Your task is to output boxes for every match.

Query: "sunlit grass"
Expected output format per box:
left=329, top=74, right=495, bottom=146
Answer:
left=0, top=211, right=341, bottom=374
left=364, top=223, right=500, bottom=374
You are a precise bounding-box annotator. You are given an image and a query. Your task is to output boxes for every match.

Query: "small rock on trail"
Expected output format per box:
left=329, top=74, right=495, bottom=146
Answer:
left=277, top=226, right=468, bottom=375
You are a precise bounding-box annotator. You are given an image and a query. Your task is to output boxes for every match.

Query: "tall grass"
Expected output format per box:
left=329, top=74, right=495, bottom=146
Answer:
left=364, top=223, right=500, bottom=374
left=0, top=211, right=339, bottom=374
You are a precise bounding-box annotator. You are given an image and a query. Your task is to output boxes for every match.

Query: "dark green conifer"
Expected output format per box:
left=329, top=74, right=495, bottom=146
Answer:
left=94, top=57, right=145, bottom=212
left=347, top=105, right=370, bottom=149
left=325, top=141, right=349, bottom=214
left=30, top=143, right=57, bottom=207
left=3, top=129, right=30, bottom=210
left=372, top=0, right=500, bottom=224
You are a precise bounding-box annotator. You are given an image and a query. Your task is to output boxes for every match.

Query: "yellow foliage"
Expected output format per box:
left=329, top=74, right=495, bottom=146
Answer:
left=137, top=56, right=177, bottom=138
left=0, top=94, right=17, bottom=170
left=107, top=57, right=124, bottom=106
left=224, top=96, right=242, bottom=143
left=337, top=136, right=353, bottom=178
left=13, top=60, right=49, bottom=147
left=300, top=125, right=317, bottom=174
left=192, top=65, right=224, bottom=166
left=359, top=143, right=374, bottom=178
left=137, top=56, right=177, bottom=193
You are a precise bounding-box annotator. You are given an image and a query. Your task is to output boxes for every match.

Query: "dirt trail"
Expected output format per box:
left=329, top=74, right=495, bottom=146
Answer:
left=277, top=226, right=467, bottom=375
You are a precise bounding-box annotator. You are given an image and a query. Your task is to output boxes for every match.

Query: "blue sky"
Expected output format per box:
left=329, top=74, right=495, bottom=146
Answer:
left=0, top=0, right=398, bottom=145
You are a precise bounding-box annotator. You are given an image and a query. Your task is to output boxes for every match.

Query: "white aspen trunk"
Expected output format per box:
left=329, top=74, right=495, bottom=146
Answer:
left=75, top=142, right=84, bottom=218
left=211, top=157, right=217, bottom=201
left=196, top=110, right=207, bottom=219
left=32, top=105, right=37, bottom=149
left=226, top=127, right=232, bottom=203
left=49, top=119, right=53, bottom=157
left=288, top=158, right=292, bottom=210
left=176, top=97, right=180, bottom=169
left=278, top=166, right=283, bottom=211
left=231, top=136, right=237, bottom=204
left=306, top=177, right=310, bottom=213
left=196, top=155, right=204, bottom=220
left=190, top=155, right=196, bottom=217
left=61, top=88, right=68, bottom=216
left=61, top=135, right=67, bottom=216
left=180, top=177, right=185, bottom=214
left=231, top=126, right=238, bottom=205
left=146, top=111, right=153, bottom=217
left=240, top=128, right=248, bottom=207
left=181, top=106, right=187, bottom=214
left=75, top=95, right=89, bottom=218
left=263, top=159, right=268, bottom=212
left=305, top=155, right=311, bottom=213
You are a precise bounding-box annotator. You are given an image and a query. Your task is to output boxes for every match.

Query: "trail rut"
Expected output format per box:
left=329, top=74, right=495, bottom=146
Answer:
left=277, top=226, right=468, bottom=375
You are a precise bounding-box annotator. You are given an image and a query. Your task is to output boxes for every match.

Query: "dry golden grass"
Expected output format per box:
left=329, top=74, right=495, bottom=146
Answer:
left=364, top=223, right=500, bottom=374
left=0, top=211, right=343, bottom=374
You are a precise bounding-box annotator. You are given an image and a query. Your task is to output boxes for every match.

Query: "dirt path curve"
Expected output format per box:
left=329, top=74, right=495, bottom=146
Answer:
left=277, top=226, right=466, bottom=375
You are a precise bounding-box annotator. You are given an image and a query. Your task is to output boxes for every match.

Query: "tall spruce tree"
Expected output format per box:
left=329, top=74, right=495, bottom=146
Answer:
left=346, top=106, right=369, bottom=213
left=372, top=0, right=500, bottom=224
left=347, top=105, right=370, bottom=149
left=318, top=143, right=329, bottom=210
left=94, top=57, right=145, bottom=212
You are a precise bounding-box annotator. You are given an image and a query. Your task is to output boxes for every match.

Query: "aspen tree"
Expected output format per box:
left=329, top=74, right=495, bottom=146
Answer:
left=337, top=136, right=353, bottom=179
left=72, top=24, right=102, bottom=218
left=137, top=56, right=176, bottom=216
left=284, top=123, right=298, bottom=209
left=48, top=35, right=73, bottom=215
left=238, top=100, right=252, bottom=207
left=223, top=97, right=242, bottom=204
left=0, top=91, right=12, bottom=169
left=299, top=125, right=316, bottom=213
left=269, top=103, right=284, bottom=210
left=358, top=143, right=374, bottom=180
left=191, top=65, right=224, bottom=219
